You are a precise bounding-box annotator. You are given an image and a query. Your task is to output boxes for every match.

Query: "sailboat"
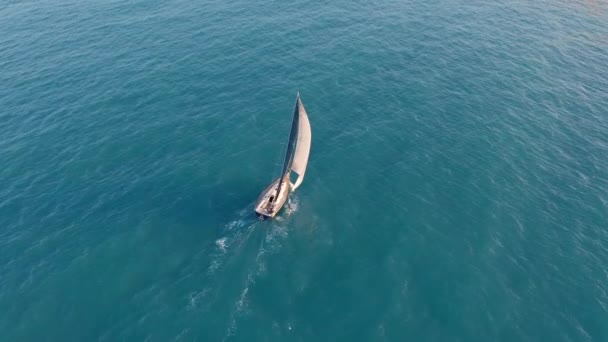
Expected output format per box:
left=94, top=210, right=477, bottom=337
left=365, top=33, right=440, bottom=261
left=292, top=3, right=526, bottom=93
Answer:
left=255, top=93, right=311, bottom=219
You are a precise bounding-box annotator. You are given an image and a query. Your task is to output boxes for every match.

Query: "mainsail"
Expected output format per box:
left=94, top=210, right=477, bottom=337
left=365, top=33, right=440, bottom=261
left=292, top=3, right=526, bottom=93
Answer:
left=276, top=93, right=312, bottom=196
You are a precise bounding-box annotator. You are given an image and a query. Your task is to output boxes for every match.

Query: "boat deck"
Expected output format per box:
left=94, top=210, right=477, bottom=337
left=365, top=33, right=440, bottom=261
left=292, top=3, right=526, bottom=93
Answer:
left=254, top=177, right=289, bottom=218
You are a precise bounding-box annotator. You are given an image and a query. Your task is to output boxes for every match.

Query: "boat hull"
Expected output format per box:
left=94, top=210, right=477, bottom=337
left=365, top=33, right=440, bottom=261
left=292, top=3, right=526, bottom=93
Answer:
left=254, top=177, right=290, bottom=219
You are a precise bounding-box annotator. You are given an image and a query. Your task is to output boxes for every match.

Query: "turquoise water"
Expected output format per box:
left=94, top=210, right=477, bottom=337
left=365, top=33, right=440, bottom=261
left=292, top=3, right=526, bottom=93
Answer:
left=2, top=0, right=608, bottom=340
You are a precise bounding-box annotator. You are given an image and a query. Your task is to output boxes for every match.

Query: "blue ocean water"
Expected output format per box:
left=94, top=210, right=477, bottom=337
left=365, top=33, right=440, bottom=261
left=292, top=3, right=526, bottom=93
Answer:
left=1, top=0, right=608, bottom=340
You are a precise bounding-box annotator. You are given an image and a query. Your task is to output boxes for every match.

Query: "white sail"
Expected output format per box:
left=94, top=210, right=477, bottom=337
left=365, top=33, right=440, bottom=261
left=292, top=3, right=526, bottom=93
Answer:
left=290, top=97, right=311, bottom=190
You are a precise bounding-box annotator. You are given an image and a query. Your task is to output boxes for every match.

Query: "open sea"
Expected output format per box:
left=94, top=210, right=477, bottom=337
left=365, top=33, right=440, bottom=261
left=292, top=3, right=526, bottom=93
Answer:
left=1, top=0, right=608, bottom=340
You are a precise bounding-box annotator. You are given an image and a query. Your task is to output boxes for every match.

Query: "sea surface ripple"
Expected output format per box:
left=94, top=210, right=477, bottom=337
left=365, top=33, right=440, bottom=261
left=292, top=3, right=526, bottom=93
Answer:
left=1, top=0, right=607, bottom=340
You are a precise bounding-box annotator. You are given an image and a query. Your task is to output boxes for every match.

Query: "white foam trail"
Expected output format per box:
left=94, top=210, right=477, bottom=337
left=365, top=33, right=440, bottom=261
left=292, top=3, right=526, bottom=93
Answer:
left=222, top=220, right=288, bottom=340
left=188, top=288, right=210, bottom=308
left=215, top=237, right=228, bottom=252
left=285, top=196, right=299, bottom=216
left=208, top=204, right=295, bottom=340
left=236, top=286, right=249, bottom=312
left=222, top=271, right=257, bottom=340
left=187, top=207, right=264, bottom=316
left=207, top=259, right=222, bottom=275
left=207, top=220, right=257, bottom=276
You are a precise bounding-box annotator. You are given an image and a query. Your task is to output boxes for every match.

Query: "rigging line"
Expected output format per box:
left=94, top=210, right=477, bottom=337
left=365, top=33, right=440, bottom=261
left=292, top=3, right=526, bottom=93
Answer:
left=269, top=103, right=293, bottom=184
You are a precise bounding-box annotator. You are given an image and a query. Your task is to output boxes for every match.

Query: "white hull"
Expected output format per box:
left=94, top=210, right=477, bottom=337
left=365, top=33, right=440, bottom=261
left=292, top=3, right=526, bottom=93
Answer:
left=254, top=177, right=290, bottom=218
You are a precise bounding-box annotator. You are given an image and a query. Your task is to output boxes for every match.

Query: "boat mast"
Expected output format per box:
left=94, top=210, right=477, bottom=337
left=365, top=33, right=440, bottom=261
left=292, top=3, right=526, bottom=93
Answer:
left=275, top=93, right=301, bottom=197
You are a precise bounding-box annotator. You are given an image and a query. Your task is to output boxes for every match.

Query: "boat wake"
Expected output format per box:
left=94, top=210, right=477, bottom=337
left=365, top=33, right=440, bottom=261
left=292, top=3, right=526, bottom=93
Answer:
left=274, top=196, right=299, bottom=222
left=189, top=204, right=293, bottom=339
left=285, top=196, right=299, bottom=216
left=194, top=206, right=294, bottom=340
left=207, top=208, right=256, bottom=275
